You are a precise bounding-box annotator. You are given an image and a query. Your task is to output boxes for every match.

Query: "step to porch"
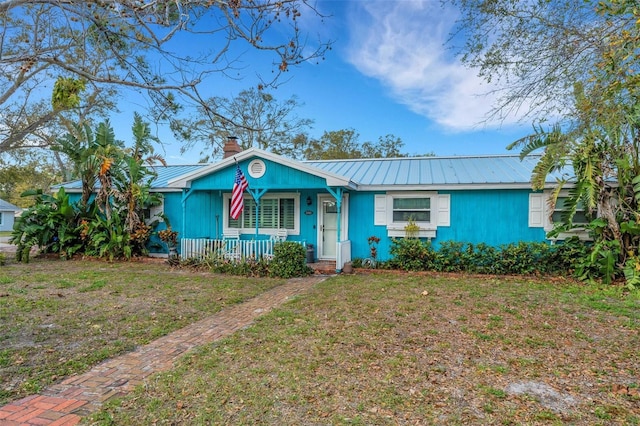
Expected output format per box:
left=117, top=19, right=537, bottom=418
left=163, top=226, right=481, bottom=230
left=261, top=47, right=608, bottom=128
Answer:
left=308, top=261, right=337, bottom=274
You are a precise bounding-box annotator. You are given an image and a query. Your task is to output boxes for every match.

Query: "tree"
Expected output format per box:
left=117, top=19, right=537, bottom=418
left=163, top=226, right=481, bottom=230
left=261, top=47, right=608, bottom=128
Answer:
left=0, top=1, right=331, bottom=154
left=446, top=0, right=634, bottom=123
left=0, top=159, right=60, bottom=208
left=303, top=129, right=407, bottom=160
left=172, top=87, right=314, bottom=161
left=505, top=1, right=640, bottom=285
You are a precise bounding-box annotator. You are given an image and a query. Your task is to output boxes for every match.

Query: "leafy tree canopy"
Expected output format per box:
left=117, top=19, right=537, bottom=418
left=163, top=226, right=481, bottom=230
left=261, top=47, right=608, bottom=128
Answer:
left=172, top=87, right=314, bottom=161
left=447, top=0, right=636, bottom=124
left=303, top=129, right=408, bottom=160
left=0, top=1, right=331, bottom=154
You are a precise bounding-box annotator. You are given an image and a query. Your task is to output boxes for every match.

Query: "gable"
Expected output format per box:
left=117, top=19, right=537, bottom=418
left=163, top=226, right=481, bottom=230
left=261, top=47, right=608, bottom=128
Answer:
left=188, top=157, right=336, bottom=191
left=168, top=148, right=354, bottom=189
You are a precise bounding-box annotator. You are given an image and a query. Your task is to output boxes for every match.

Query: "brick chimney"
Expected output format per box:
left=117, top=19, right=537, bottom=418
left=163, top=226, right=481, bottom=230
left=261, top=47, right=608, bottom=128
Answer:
left=222, top=136, right=242, bottom=159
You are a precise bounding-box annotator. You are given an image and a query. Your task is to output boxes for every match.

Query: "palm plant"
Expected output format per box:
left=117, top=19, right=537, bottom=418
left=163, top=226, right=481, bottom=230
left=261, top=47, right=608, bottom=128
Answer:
left=509, top=82, right=640, bottom=284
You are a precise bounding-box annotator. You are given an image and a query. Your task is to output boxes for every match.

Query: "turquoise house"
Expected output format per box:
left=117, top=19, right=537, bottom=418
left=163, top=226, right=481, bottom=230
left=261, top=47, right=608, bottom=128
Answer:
left=59, top=140, right=575, bottom=269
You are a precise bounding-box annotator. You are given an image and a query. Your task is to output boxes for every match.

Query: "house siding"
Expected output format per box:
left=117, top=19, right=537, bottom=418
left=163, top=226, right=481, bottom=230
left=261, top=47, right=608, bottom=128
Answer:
left=346, top=189, right=548, bottom=262
left=437, top=189, right=547, bottom=246
left=0, top=211, right=15, bottom=232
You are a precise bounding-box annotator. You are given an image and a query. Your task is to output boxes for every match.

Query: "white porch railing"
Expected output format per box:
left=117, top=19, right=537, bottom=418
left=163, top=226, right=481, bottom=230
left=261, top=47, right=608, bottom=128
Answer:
left=180, top=238, right=278, bottom=261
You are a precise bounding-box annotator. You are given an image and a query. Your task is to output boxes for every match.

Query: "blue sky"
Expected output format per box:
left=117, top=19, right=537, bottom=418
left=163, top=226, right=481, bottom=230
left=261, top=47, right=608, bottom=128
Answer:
left=113, top=0, right=533, bottom=164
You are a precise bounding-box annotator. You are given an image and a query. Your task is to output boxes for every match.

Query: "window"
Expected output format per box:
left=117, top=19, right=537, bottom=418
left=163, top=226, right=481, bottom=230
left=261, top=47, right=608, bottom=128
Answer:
left=0, top=212, right=3, bottom=226
left=226, top=193, right=299, bottom=234
left=143, top=198, right=164, bottom=225
left=392, top=197, right=431, bottom=223
left=374, top=192, right=449, bottom=238
left=528, top=191, right=592, bottom=240
left=551, top=197, right=589, bottom=225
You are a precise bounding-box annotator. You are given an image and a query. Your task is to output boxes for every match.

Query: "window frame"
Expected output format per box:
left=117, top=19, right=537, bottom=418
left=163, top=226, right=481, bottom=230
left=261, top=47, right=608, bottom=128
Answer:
left=543, top=190, right=593, bottom=241
left=143, top=197, right=164, bottom=226
left=390, top=194, right=433, bottom=226
left=224, top=192, right=300, bottom=236
left=378, top=191, right=445, bottom=238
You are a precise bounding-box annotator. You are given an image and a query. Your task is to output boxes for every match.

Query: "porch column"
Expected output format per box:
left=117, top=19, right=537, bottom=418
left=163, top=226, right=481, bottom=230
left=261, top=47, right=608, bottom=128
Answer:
left=247, top=188, right=267, bottom=237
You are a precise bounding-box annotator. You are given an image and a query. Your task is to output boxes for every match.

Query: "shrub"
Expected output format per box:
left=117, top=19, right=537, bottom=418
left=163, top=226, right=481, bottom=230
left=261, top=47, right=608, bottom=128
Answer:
left=434, top=241, right=466, bottom=272
left=388, top=238, right=435, bottom=271
left=269, top=242, right=313, bottom=278
left=387, top=239, right=587, bottom=277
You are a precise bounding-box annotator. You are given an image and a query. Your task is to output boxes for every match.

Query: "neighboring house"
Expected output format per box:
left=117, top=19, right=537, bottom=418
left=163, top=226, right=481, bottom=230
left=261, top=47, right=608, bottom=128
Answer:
left=59, top=139, right=578, bottom=269
left=0, top=198, right=20, bottom=232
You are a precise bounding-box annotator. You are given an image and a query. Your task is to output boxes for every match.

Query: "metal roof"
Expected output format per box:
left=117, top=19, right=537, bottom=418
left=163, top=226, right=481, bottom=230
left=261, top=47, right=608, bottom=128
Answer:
left=56, top=155, right=571, bottom=191
left=304, top=154, right=569, bottom=187
left=57, top=164, right=207, bottom=191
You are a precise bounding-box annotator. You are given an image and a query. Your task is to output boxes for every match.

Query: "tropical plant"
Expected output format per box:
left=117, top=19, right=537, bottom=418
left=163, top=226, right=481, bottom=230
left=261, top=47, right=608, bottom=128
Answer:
left=10, top=187, right=83, bottom=261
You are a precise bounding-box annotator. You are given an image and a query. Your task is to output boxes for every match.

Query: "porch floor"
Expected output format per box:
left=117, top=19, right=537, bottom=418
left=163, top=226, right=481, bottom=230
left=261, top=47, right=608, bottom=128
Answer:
left=308, top=260, right=337, bottom=275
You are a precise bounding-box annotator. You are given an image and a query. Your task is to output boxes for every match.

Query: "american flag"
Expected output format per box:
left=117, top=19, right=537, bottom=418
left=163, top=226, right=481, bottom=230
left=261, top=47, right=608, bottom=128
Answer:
left=230, top=165, right=249, bottom=220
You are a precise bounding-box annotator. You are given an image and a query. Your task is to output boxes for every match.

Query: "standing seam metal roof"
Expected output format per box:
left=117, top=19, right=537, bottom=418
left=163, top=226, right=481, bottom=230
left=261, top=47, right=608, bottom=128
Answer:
left=56, top=155, right=571, bottom=190
left=303, top=154, right=566, bottom=186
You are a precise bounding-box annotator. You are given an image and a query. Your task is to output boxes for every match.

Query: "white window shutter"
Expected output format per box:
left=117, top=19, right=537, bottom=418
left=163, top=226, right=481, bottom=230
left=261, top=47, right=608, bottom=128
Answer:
left=529, top=193, right=544, bottom=227
left=374, top=194, right=386, bottom=225
left=436, top=194, right=450, bottom=226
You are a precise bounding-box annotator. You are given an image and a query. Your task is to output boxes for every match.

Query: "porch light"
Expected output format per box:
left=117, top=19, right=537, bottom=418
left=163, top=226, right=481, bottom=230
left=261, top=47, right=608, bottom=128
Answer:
left=306, top=196, right=312, bottom=206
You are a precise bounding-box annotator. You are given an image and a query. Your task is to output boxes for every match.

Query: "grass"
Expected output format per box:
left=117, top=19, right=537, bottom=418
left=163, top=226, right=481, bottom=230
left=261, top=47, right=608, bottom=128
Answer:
left=87, top=272, right=639, bottom=425
left=0, top=257, right=285, bottom=405
left=2, top=259, right=639, bottom=425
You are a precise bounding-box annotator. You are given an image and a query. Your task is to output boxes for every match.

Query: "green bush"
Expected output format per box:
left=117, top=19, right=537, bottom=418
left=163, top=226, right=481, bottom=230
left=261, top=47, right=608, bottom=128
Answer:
left=11, top=188, right=83, bottom=262
left=433, top=241, right=467, bottom=272
left=269, top=242, right=313, bottom=278
left=388, top=238, right=436, bottom=271
left=387, top=238, right=586, bottom=277
left=195, top=251, right=273, bottom=277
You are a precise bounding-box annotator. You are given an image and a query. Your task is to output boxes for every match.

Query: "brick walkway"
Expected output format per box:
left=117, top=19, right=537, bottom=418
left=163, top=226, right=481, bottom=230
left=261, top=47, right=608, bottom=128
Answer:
left=0, top=275, right=327, bottom=426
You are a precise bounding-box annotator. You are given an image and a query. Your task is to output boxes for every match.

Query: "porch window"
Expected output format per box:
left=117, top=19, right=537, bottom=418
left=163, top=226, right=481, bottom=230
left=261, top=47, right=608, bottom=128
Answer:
left=226, top=193, right=299, bottom=234
left=392, top=197, right=431, bottom=223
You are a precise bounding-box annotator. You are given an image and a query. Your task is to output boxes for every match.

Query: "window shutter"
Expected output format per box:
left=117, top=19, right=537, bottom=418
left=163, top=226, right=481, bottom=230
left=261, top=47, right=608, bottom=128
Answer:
left=374, top=194, right=386, bottom=225
left=529, top=193, right=544, bottom=228
left=436, top=194, right=450, bottom=227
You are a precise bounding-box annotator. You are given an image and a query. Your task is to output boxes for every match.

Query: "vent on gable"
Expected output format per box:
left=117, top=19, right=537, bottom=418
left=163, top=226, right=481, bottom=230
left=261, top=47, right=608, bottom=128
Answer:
left=248, top=159, right=266, bottom=178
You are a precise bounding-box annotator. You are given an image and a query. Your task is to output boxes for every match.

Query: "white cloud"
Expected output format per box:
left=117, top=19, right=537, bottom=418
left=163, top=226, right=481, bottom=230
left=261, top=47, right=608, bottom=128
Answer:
left=344, top=0, right=523, bottom=132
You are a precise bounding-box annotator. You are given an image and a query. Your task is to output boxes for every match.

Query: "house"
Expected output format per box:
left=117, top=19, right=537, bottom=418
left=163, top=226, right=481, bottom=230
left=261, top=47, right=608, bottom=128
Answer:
left=0, top=198, right=20, bottom=232
left=59, top=138, right=576, bottom=270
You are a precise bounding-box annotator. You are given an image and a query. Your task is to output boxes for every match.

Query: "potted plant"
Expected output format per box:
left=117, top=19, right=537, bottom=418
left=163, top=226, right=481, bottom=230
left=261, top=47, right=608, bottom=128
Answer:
left=157, top=214, right=179, bottom=261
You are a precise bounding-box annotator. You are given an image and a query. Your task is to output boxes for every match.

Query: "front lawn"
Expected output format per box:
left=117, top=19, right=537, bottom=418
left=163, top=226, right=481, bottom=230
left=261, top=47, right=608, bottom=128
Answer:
left=90, top=272, right=640, bottom=425
left=0, top=258, right=285, bottom=405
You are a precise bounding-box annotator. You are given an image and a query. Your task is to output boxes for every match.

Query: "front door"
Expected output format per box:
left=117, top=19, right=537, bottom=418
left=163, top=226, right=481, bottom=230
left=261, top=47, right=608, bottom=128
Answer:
left=319, top=197, right=337, bottom=259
